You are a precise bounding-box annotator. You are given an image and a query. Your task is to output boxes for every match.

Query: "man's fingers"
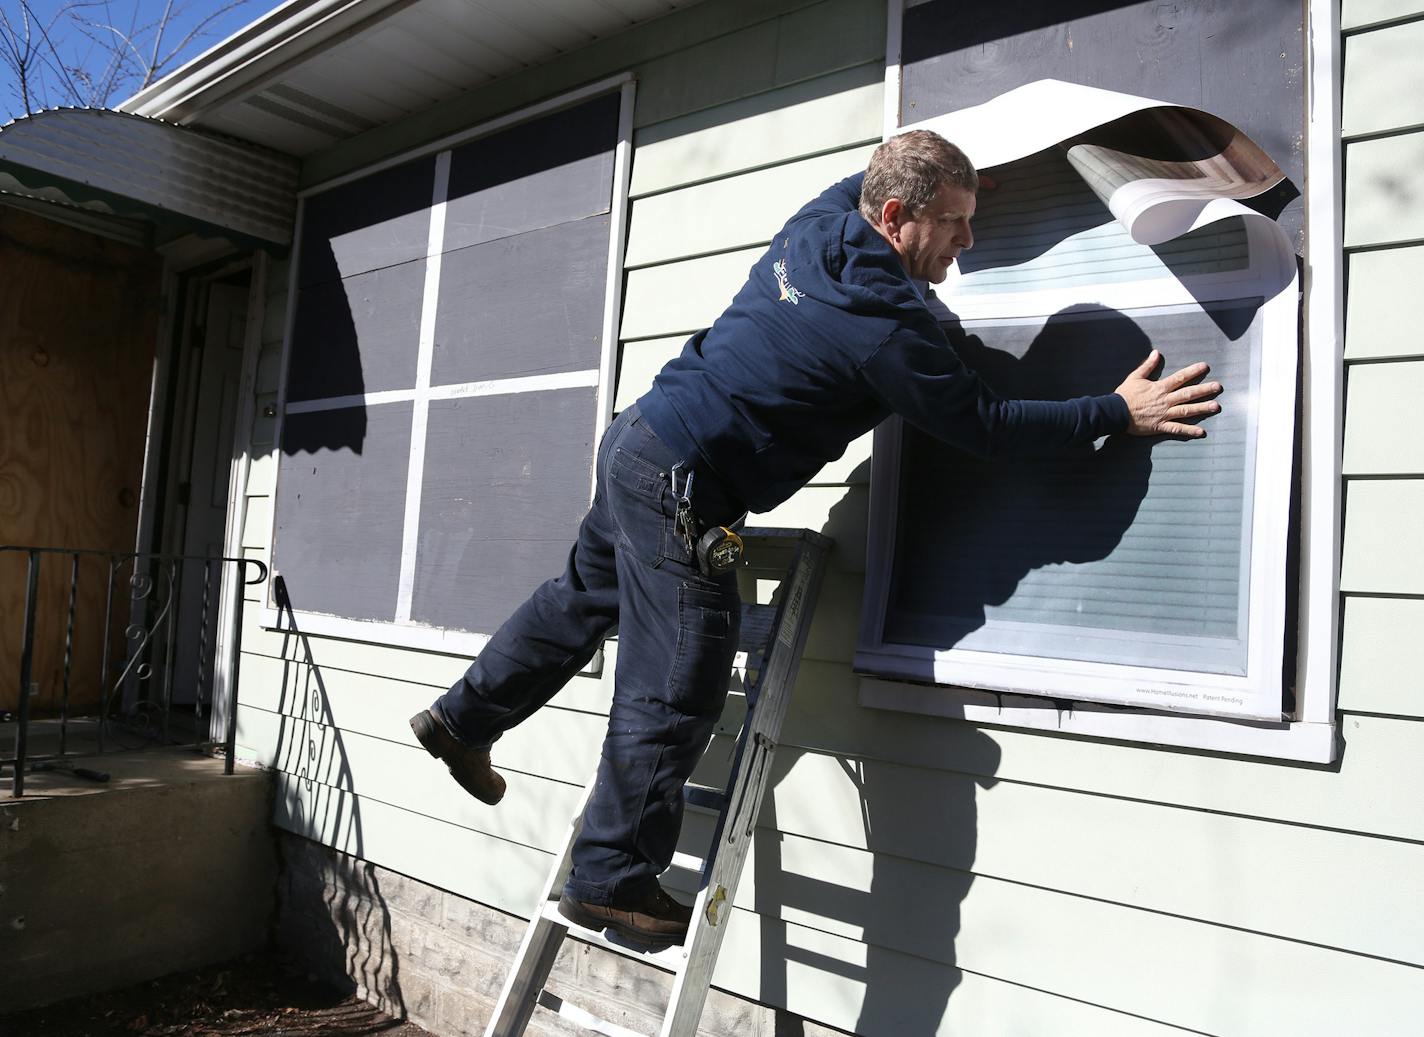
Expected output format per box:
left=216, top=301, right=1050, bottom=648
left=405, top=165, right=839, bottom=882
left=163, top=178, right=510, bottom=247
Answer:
left=1168, top=401, right=1221, bottom=420
left=1160, top=361, right=1211, bottom=391
left=1166, top=384, right=1223, bottom=406
left=1130, top=349, right=1162, bottom=379
left=1157, top=421, right=1208, bottom=438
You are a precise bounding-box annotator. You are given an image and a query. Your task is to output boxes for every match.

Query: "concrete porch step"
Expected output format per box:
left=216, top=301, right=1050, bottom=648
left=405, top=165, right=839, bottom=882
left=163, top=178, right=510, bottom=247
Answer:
left=0, top=747, right=277, bottom=1012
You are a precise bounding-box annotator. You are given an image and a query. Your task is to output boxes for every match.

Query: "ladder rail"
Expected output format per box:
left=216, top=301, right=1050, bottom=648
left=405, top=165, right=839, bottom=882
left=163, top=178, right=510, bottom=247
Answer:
left=485, top=528, right=832, bottom=1037
left=659, top=535, right=831, bottom=1036
left=486, top=778, right=597, bottom=1037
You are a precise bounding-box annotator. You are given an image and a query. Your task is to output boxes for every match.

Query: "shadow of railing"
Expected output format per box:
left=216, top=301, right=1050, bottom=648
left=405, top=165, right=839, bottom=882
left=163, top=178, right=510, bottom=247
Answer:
left=268, top=575, right=405, bottom=1020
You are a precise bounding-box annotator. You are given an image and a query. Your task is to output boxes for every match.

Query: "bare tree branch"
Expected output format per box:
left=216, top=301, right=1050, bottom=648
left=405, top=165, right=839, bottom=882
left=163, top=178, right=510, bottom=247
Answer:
left=28, top=1, right=89, bottom=106
left=151, top=0, right=250, bottom=83
left=3, top=0, right=254, bottom=115
left=0, top=1, right=44, bottom=113
left=143, top=0, right=174, bottom=88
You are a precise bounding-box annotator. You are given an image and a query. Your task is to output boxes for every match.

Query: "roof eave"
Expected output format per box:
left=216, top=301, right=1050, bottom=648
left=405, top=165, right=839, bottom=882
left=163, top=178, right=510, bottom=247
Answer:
left=120, top=0, right=412, bottom=123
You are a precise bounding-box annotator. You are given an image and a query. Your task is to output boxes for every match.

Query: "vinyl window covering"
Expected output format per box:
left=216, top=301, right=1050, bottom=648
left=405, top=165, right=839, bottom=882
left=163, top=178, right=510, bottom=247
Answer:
left=271, top=91, right=620, bottom=636
left=856, top=1, right=1305, bottom=723
left=885, top=147, right=1261, bottom=680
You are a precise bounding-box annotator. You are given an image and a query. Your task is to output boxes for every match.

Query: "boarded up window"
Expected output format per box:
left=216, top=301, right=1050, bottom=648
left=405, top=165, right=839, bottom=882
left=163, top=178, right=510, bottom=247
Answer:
left=271, top=91, right=623, bottom=642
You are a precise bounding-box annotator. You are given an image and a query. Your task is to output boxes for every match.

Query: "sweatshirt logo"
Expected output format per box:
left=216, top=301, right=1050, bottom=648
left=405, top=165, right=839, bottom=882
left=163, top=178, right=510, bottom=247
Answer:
left=773, top=259, right=804, bottom=306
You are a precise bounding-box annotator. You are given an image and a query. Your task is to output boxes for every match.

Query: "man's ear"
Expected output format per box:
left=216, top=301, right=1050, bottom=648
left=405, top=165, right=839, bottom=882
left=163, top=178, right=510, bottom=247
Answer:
left=880, top=198, right=905, bottom=240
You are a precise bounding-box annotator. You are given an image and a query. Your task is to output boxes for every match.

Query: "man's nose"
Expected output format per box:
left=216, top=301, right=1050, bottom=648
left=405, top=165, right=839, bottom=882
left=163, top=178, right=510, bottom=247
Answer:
left=958, top=220, right=974, bottom=250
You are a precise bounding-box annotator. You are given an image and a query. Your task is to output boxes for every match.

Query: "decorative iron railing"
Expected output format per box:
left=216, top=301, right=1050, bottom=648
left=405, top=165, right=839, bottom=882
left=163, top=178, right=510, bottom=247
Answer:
left=1, top=547, right=269, bottom=797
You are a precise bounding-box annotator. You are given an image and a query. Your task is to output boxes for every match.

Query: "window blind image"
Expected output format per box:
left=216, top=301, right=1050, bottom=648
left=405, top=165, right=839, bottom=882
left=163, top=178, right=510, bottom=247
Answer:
left=884, top=300, right=1259, bottom=677
left=953, top=147, right=1251, bottom=297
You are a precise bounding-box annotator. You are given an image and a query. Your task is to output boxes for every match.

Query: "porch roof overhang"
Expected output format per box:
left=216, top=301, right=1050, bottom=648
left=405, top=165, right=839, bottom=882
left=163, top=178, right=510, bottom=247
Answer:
left=118, top=0, right=707, bottom=158
left=0, top=108, right=300, bottom=247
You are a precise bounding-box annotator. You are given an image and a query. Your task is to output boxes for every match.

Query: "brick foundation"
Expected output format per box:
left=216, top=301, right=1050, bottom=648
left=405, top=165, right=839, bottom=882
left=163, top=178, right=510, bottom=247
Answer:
left=273, top=832, right=850, bottom=1036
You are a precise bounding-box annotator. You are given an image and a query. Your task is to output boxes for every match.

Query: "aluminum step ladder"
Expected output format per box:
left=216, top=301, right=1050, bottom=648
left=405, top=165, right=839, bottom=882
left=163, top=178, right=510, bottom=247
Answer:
left=486, top=527, right=833, bottom=1037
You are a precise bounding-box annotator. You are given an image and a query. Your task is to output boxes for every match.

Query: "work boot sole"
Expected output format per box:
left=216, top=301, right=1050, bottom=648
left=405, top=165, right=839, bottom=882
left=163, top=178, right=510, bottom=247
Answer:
left=556, top=893, right=685, bottom=948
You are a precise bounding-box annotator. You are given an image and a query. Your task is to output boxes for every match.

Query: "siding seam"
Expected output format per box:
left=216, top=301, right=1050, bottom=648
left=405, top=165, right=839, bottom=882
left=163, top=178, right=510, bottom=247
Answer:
left=1344, top=236, right=1424, bottom=254
left=1343, top=121, right=1424, bottom=145
left=1342, top=10, right=1424, bottom=36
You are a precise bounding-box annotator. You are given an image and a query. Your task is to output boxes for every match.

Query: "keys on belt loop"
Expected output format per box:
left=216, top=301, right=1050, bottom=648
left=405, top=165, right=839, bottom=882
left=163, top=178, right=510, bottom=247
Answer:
left=671, top=463, right=697, bottom=555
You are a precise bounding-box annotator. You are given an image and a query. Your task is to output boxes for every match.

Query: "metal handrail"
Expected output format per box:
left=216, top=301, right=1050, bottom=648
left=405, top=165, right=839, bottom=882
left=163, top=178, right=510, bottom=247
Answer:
left=1, top=546, right=269, bottom=797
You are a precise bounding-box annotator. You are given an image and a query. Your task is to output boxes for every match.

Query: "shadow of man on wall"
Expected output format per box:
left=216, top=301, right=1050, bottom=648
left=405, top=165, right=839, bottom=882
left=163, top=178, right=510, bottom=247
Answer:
left=886, top=304, right=1157, bottom=656
left=737, top=307, right=1170, bottom=1033
left=726, top=508, right=1005, bottom=1034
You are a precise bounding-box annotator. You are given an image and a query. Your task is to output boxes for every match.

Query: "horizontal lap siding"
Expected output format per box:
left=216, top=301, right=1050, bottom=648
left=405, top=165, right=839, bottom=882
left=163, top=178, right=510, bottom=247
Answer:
left=609, top=1, right=1424, bottom=1026
left=1341, top=12, right=1424, bottom=734
left=226, top=4, right=1424, bottom=1034
left=1343, top=0, right=1424, bottom=31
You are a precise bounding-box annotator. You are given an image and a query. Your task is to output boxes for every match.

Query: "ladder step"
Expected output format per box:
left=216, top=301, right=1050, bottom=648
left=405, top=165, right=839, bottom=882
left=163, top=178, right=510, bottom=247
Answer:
left=669, top=850, right=704, bottom=873
left=540, top=900, right=690, bottom=972
left=682, top=783, right=727, bottom=812
left=535, top=990, right=650, bottom=1037
left=736, top=602, right=779, bottom=657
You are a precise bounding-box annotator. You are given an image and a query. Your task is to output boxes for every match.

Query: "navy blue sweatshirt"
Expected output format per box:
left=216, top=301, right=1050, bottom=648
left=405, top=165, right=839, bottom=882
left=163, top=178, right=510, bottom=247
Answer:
left=636, top=172, right=1131, bottom=515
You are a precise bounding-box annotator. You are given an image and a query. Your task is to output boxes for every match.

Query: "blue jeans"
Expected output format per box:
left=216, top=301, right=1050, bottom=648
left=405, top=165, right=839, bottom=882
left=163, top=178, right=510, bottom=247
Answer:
left=432, top=403, right=742, bottom=905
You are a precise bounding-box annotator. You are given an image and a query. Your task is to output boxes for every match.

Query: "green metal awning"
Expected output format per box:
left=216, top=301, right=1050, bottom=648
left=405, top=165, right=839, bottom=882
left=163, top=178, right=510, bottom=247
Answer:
left=0, top=107, right=299, bottom=247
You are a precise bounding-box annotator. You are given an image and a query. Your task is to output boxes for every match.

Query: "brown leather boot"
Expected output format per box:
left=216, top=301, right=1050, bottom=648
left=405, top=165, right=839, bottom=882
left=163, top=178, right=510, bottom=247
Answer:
left=557, top=885, right=692, bottom=946
left=409, top=709, right=506, bottom=805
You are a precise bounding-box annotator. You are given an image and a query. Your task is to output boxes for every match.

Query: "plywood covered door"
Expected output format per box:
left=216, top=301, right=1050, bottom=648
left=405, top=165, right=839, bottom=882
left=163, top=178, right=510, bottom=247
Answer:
left=0, top=206, right=161, bottom=713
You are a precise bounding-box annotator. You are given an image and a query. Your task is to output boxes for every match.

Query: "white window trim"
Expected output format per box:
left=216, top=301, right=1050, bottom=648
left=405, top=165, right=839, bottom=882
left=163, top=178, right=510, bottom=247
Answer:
left=864, top=0, right=1343, bottom=763
left=255, top=74, right=636, bottom=659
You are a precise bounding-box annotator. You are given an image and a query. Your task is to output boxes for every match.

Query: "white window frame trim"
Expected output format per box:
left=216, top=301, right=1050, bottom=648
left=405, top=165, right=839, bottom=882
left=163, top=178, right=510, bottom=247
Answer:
left=255, top=73, right=636, bottom=659
left=862, top=0, right=1343, bottom=763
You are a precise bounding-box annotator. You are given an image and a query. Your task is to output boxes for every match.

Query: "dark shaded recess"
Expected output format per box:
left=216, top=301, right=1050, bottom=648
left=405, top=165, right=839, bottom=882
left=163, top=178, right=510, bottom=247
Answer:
left=411, top=389, right=597, bottom=635
left=885, top=306, right=1158, bottom=648
left=443, top=92, right=619, bottom=253
left=901, top=0, right=1305, bottom=248
left=902, top=0, right=1155, bottom=54
left=285, top=258, right=425, bottom=402
left=297, top=155, right=436, bottom=290
left=432, top=214, right=611, bottom=385
left=273, top=403, right=412, bottom=622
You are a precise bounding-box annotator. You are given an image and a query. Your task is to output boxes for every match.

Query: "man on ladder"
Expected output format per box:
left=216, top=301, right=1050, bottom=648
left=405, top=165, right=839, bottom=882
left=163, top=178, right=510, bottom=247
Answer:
left=409, top=129, right=1223, bottom=948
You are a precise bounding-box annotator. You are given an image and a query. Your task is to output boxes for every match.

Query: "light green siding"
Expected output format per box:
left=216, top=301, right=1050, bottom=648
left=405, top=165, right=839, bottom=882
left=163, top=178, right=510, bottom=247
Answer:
left=1344, top=360, right=1424, bottom=472
left=629, top=63, right=882, bottom=197
left=1343, top=0, right=1424, bottom=31
left=1335, top=27, right=1424, bottom=1032
left=1339, top=597, right=1424, bottom=716
left=624, top=145, right=876, bottom=267
left=1341, top=480, right=1424, bottom=592
left=1344, top=245, right=1424, bottom=359
left=1344, top=129, right=1424, bottom=247
left=228, top=3, right=1424, bottom=1034
left=1343, top=19, right=1424, bottom=136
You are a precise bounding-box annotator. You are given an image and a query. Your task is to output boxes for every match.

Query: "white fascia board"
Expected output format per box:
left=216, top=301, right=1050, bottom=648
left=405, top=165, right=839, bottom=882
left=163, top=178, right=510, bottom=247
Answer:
left=120, top=0, right=414, bottom=122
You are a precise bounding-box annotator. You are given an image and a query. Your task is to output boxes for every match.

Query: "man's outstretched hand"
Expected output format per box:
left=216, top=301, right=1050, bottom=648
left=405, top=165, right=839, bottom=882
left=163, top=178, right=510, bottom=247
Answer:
left=1114, top=349, right=1223, bottom=438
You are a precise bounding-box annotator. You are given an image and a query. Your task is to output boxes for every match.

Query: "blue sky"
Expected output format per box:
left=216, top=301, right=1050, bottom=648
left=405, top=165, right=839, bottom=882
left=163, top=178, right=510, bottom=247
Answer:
left=0, top=0, right=286, bottom=119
